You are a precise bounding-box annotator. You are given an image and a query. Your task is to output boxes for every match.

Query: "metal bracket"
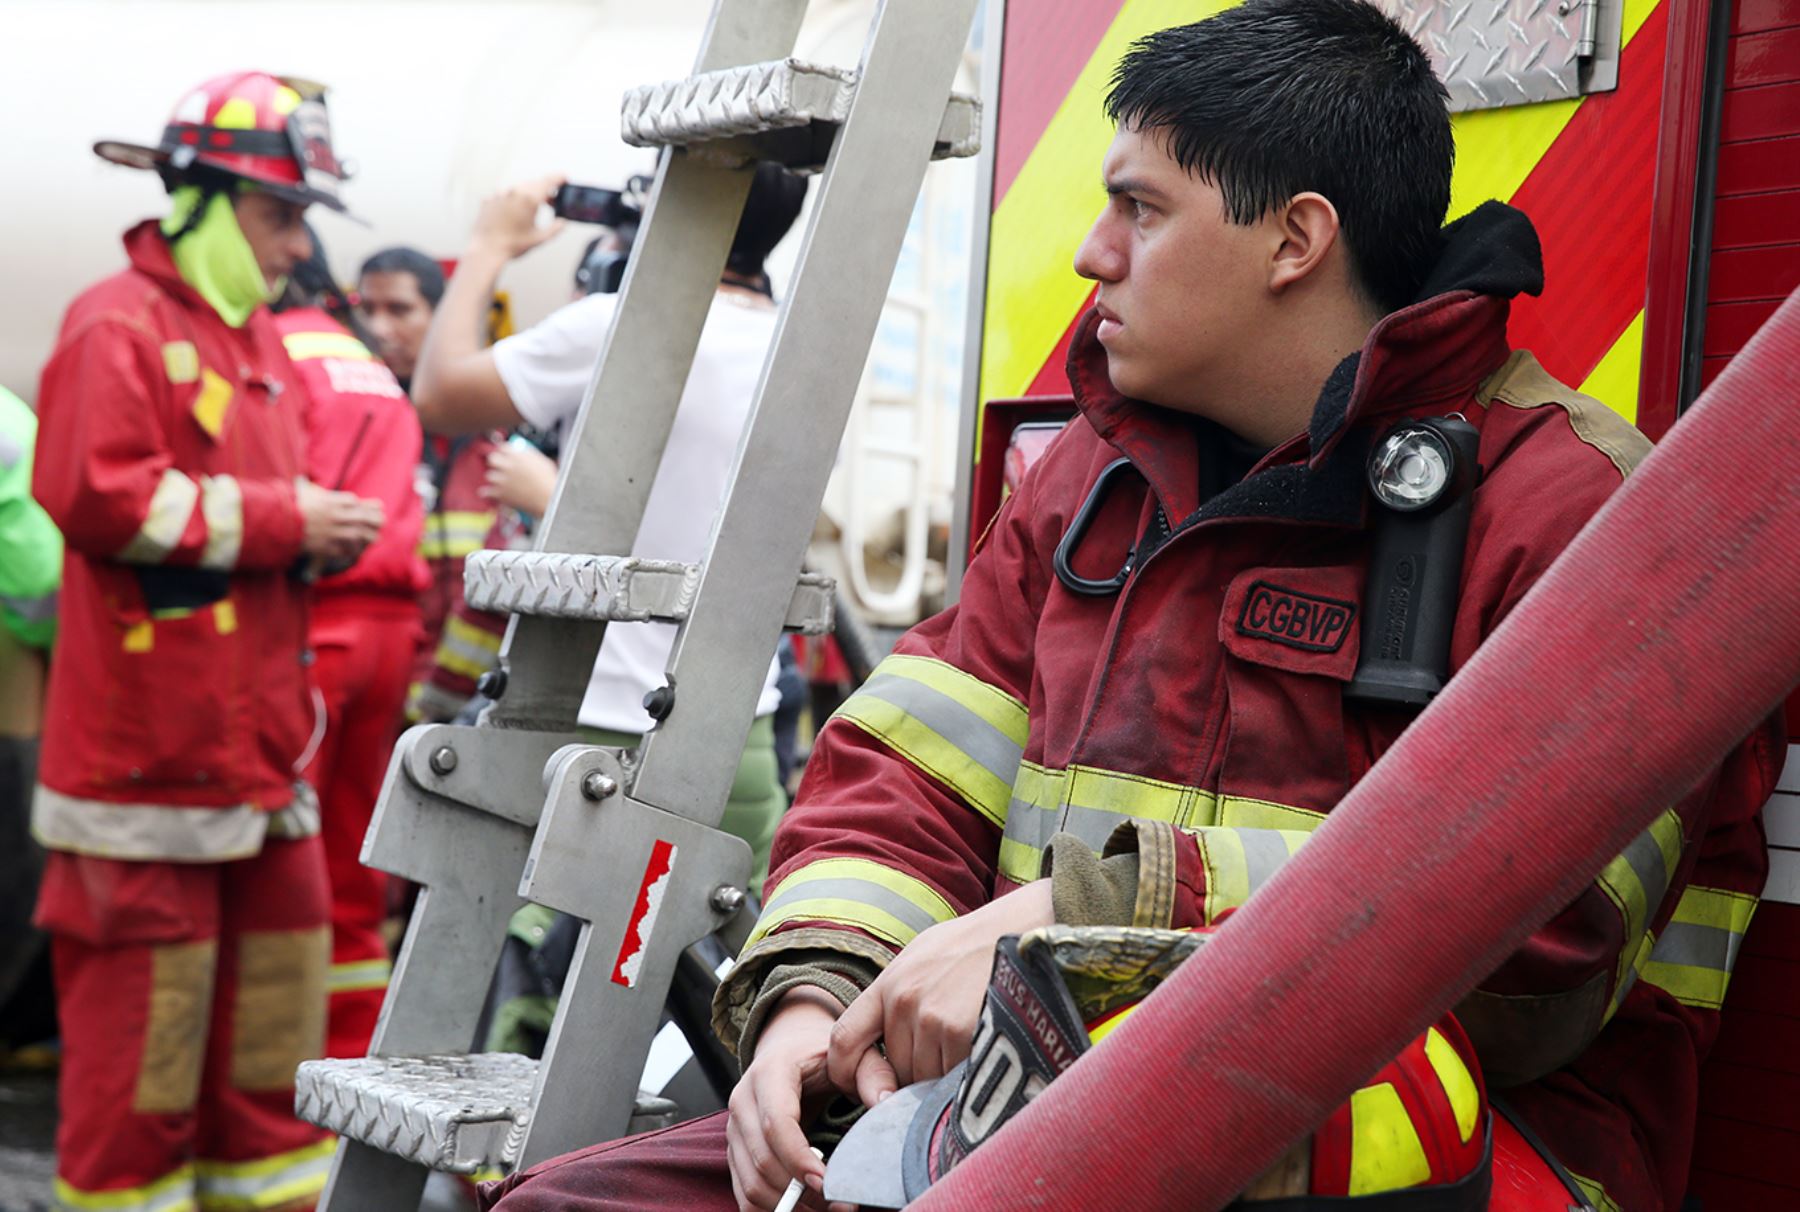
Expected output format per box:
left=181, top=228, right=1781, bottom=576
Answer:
left=1378, top=0, right=1623, bottom=111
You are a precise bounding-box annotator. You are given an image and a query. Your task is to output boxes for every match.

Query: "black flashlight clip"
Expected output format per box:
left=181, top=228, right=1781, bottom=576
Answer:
left=1345, top=416, right=1481, bottom=708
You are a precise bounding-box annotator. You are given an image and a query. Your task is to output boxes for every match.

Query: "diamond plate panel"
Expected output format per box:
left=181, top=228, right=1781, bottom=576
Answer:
left=1380, top=0, right=1603, bottom=111
left=621, top=57, right=980, bottom=163
left=295, top=1054, right=679, bottom=1174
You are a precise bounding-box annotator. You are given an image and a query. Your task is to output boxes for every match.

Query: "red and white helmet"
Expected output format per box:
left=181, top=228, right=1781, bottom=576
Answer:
left=95, top=71, right=357, bottom=218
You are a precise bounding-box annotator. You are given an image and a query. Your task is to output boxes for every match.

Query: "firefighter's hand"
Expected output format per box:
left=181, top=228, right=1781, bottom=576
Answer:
left=826, top=879, right=1054, bottom=1104
left=298, top=480, right=384, bottom=564
left=728, top=987, right=860, bottom=1212
left=481, top=443, right=557, bottom=517
left=468, top=174, right=568, bottom=262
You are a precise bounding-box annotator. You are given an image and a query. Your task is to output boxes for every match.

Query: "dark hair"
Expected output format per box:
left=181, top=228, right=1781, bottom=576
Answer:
left=1105, top=0, right=1453, bottom=312
left=276, top=223, right=383, bottom=351
left=358, top=246, right=446, bottom=309
left=726, top=162, right=808, bottom=281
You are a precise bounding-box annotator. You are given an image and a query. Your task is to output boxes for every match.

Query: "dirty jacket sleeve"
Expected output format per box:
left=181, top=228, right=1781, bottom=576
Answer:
left=712, top=479, right=1051, bottom=1057
left=33, top=317, right=304, bottom=572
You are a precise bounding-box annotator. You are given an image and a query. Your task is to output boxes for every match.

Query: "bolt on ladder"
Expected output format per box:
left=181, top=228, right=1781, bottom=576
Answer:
left=294, top=1, right=982, bottom=1206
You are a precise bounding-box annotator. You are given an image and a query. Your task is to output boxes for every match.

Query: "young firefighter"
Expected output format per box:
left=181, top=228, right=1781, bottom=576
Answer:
left=31, top=73, right=384, bottom=1210
left=481, top=3, right=1780, bottom=1209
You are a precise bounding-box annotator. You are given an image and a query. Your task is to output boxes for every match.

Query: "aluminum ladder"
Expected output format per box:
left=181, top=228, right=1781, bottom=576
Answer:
left=294, top=1, right=982, bottom=1206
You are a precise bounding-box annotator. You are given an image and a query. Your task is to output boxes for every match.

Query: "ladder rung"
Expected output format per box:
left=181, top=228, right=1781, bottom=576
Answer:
left=464, top=551, right=836, bottom=634
left=621, top=58, right=979, bottom=165
left=295, top=1054, right=678, bottom=1174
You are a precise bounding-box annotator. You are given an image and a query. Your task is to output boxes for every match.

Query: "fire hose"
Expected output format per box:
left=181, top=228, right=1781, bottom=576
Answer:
left=911, top=287, right=1800, bottom=1211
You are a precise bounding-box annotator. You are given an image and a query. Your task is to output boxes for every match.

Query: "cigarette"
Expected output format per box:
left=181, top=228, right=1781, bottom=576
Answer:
left=773, top=1147, right=825, bottom=1212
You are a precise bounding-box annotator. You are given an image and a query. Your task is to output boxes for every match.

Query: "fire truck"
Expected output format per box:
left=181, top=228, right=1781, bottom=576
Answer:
left=953, top=0, right=1800, bottom=1205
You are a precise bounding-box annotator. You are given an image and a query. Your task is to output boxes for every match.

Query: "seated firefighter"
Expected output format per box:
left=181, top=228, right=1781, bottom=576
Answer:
left=479, top=2, right=1780, bottom=1210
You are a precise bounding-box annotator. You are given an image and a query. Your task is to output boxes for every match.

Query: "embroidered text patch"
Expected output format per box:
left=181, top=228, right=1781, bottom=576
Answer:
left=1236, top=581, right=1356, bottom=653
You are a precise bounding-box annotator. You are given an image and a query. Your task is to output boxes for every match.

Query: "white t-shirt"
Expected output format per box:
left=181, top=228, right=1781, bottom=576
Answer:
left=493, top=291, right=783, bottom=731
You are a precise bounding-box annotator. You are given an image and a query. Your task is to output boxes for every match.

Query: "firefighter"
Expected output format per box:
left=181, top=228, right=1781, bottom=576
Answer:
left=477, top=2, right=1779, bottom=1211
left=31, top=72, right=383, bottom=1210
left=273, top=231, right=427, bottom=1058
left=353, top=247, right=507, bottom=724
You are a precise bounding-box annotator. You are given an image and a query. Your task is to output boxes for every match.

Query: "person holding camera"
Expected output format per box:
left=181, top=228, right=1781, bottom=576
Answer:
left=412, top=162, right=808, bottom=891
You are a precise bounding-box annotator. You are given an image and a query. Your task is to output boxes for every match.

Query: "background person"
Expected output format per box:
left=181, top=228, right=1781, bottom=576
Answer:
left=411, top=162, right=808, bottom=891
left=275, top=230, right=427, bottom=1060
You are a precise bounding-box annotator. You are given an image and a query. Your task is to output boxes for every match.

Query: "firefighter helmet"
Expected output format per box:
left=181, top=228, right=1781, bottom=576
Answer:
left=94, top=71, right=356, bottom=217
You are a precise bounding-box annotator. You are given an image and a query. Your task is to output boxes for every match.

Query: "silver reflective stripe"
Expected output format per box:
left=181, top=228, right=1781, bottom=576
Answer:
left=195, top=1146, right=333, bottom=1203
left=32, top=784, right=271, bottom=861
left=1618, top=824, right=1674, bottom=931
left=118, top=468, right=200, bottom=564
left=0, top=590, right=56, bottom=624
left=1649, top=920, right=1745, bottom=973
left=197, top=474, right=243, bottom=570
left=1239, top=828, right=1293, bottom=895
left=1001, top=795, right=1059, bottom=853
left=759, top=876, right=943, bottom=940
left=856, top=673, right=1025, bottom=790
left=0, top=429, right=20, bottom=467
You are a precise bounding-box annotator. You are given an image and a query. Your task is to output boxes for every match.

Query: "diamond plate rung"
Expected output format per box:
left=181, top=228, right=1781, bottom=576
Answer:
left=621, top=57, right=979, bottom=162
left=295, top=1053, right=678, bottom=1174
left=464, top=551, right=836, bottom=634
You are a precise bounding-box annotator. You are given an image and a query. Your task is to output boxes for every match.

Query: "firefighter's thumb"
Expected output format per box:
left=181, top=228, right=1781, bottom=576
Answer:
left=853, top=1043, right=898, bottom=1109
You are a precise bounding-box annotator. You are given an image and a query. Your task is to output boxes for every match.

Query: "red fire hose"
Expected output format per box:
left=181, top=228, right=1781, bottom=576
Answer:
left=913, top=288, right=1800, bottom=1212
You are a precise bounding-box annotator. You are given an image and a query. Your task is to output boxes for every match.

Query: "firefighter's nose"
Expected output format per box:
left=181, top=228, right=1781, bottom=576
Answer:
left=1074, top=215, right=1122, bottom=283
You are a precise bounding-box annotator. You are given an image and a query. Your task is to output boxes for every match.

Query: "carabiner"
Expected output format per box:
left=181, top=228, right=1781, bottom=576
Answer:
left=1053, top=457, right=1140, bottom=596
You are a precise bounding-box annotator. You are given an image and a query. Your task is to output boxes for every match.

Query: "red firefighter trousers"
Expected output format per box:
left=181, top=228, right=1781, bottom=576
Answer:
left=304, top=595, right=417, bottom=1058
left=39, top=836, right=333, bottom=1211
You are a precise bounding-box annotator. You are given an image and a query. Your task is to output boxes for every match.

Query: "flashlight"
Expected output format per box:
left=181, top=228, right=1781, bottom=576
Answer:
left=1346, top=416, right=1481, bottom=707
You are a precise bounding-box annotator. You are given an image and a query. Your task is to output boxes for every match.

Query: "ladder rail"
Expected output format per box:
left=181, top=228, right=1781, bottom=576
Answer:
left=630, top=0, right=984, bottom=814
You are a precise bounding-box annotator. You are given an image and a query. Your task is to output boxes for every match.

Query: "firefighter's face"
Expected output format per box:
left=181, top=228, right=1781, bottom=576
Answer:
left=233, top=191, right=312, bottom=289
left=1074, top=126, right=1286, bottom=422
left=357, top=271, right=435, bottom=382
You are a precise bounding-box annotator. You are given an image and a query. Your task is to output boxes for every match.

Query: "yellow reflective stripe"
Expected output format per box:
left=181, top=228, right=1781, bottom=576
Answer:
left=124, top=619, right=156, bottom=653
left=1596, top=809, right=1684, bottom=989
left=328, top=958, right=392, bottom=994
left=1346, top=1081, right=1432, bottom=1196
left=438, top=614, right=504, bottom=678
left=54, top=1169, right=197, bottom=1212
left=198, top=474, right=243, bottom=570
left=1641, top=885, right=1758, bottom=1010
left=418, top=535, right=486, bottom=560
left=1195, top=827, right=1311, bottom=924
left=747, top=858, right=957, bottom=951
left=194, top=1139, right=335, bottom=1210
left=445, top=613, right=504, bottom=654
left=281, top=331, right=374, bottom=362
left=119, top=468, right=200, bottom=563
left=438, top=511, right=494, bottom=533
left=1567, top=1170, right=1624, bottom=1212
left=834, top=655, right=1027, bottom=827
left=162, top=341, right=200, bottom=385
left=1423, top=1027, right=1480, bottom=1146
left=1217, top=796, right=1328, bottom=832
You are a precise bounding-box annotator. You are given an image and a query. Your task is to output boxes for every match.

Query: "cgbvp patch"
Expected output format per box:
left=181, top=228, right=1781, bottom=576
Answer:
left=1235, top=581, right=1357, bottom=654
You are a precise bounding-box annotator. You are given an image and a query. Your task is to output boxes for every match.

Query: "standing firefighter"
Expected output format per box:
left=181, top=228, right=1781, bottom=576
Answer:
left=31, top=72, right=383, bottom=1211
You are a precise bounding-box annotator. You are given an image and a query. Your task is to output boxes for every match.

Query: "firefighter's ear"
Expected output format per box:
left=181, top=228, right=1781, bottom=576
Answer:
left=1267, top=192, right=1342, bottom=295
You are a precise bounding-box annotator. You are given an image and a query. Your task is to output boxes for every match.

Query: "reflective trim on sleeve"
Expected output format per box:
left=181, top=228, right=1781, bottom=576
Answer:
left=436, top=614, right=504, bottom=680
left=281, top=330, right=374, bottom=362
left=328, top=957, right=393, bottom=995
left=0, top=588, right=57, bottom=625
left=419, top=511, right=495, bottom=562
left=1567, top=1170, right=1624, bottom=1212
left=119, top=468, right=201, bottom=563
left=832, top=654, right=1027, bottom=828
left=746, top=857, right=958, bottom=951
left=32, top=784, right=271, bottom=862
left=1595, top=808, right=1684, bottom=990
left=1195, top=827, right=1313, bottom=924
left=197, top=474, right=244, bottom=570
left=194, top=1138, right=336, bottom=1211
left=53, top=1167, right=197, bottom=1212
left=1640, top=885, right=1758, bottom=1010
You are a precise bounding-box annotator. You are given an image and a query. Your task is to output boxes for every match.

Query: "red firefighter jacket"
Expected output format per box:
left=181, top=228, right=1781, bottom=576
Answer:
left=409, top=434, right=499, bottom=707
left=728, top=206, right=1781, bottom=1212
left=276, top=306, right=428, bottom=608
left=31, top=221, right=315, bottom=861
